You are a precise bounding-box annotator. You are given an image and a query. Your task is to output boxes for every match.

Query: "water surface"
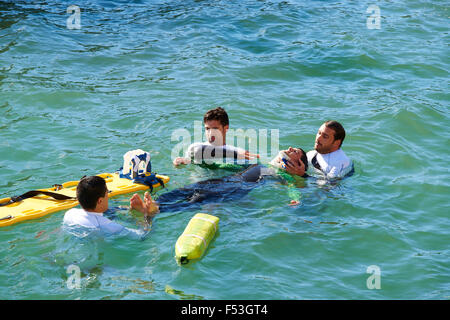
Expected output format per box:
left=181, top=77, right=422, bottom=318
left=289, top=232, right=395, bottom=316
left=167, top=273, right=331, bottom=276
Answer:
left=0, top=0, right=449, bottom=299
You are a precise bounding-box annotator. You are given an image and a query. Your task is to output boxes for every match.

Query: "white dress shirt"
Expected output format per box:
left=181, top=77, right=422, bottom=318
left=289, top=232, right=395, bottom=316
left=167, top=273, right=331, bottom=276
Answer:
left=63, top=208, right=146, bottom=239
left=307, top=149, right=353, bottom=179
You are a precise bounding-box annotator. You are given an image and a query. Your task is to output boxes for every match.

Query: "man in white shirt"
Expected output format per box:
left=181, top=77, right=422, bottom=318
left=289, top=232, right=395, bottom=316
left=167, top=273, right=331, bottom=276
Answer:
left=63, top=176, right=158, bottom=239
left=286, top=120, right=353, bottom=179
left=173, top=107, right=258, bottom=166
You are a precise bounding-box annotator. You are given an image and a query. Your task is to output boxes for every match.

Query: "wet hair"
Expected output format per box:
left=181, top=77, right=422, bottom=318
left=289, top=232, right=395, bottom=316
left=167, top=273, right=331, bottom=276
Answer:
left=76, top=176, right=107, bottom=210
left=203, top=107, right=229, bottom=127
left=298, top=148, right=308, bottom=172
left=324, top=120, right=346, bottom=148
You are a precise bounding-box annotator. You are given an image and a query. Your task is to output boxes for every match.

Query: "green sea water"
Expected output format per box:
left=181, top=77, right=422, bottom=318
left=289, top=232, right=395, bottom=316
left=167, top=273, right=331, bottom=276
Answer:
left=0, top=0, right=449, bottom=300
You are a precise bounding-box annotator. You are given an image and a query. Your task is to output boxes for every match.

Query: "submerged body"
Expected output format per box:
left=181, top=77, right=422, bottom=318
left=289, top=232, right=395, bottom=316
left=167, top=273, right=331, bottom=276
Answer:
left=306, top=149, right=354, bottom=179
left=63, top=207, right=148, bottom=239
left=155, top=164, right=302, bottom=212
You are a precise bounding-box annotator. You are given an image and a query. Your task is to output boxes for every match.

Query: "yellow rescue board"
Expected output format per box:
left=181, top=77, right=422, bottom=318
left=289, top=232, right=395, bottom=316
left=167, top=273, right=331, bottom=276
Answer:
left=0, top=172, right=169, bottom=228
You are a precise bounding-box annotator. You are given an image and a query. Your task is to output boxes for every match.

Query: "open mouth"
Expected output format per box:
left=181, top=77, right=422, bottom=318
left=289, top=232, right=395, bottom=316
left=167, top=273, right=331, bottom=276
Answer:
left=209, top=136, right=215, bottom=143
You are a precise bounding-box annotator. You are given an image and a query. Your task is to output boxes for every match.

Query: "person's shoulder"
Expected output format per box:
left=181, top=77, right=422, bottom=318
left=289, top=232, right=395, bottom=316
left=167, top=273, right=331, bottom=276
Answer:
left=335, top=149, right=351, bottom=161
left=332, top=149, right=352, bottom=170
left=63, top=207, right=88, bottom=224
left=306, top=150, right=317, bottom=161
left=190, top=141, right=207, bottom=147
left=64, top=207, right=85, bottom=218
left=186, top=141, right=203, bottom=151
left=185, top=142, right=207, bottom=158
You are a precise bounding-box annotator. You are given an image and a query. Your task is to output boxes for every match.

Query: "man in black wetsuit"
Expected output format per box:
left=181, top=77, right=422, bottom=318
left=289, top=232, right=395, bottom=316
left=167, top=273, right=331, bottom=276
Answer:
left=130, top=147, right=309, bottom=215
left=173, top=107, right=258, bottom=166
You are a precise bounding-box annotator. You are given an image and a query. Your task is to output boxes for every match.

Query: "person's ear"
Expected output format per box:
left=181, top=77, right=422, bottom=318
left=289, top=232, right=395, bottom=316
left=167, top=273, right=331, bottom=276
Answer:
left=97, top=195, right=106, bottom=208
left=224, top=125, right=229, bottom=133
left=332, top=138, right=341, bottom=149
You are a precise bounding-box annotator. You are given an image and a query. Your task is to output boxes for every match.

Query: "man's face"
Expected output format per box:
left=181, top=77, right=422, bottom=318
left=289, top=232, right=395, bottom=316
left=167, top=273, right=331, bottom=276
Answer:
left=315, top=124, right=340, bottom=154
left=285, top=147, right=304, bottom=164
left=282, top=147, right=306, bottom=176
left=205, top=120, right=228, bottom=146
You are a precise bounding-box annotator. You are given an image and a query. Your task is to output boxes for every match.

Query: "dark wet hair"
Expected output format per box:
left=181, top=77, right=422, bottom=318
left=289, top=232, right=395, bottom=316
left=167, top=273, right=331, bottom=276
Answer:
left=298, top=148, right=308, bottom=172
left=324, top=120, right=346, bottom=148
left=204, top=107, right=229, bottom=127
left=76, top=176, right=107, bottom=210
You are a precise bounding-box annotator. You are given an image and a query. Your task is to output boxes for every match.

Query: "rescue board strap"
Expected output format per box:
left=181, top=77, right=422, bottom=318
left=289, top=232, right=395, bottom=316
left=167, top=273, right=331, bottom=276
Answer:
left=0, top=190, right=76, bottom=207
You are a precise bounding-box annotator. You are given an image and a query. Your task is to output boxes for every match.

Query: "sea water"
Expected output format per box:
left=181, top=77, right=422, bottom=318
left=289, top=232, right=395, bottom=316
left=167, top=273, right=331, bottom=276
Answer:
left=0, top=0, right=448, bottom=299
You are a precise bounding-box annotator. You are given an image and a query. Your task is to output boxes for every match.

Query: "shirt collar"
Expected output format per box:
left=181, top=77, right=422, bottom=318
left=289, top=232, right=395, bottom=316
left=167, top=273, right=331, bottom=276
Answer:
left=86, top=210, right=103, bottom=217
left=319, top=149, right=340, bottom=157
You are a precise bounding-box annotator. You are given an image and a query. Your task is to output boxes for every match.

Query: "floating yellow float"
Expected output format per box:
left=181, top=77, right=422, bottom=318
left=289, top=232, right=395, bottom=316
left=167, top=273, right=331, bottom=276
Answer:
left=175, top=213, right=219, bottom=264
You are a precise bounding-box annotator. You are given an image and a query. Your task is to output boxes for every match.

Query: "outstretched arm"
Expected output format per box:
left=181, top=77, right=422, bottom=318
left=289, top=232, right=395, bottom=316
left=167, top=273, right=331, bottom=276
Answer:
left=277, top=166, right=306, bottom=206
left=287, top=181, right=302, bottom=206
left=238, top=150, right=260, bottom=161
left=173, top=157, right=191, bottom=166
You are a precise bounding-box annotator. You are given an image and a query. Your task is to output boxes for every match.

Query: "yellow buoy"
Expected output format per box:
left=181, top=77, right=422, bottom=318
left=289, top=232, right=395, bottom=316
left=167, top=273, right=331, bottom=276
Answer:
left=175, top=213, right=219, bottom=265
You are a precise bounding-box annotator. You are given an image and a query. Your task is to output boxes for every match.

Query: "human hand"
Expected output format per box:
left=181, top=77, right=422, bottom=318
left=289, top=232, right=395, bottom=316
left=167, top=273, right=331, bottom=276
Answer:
left=130, top=193, right=145, bottom=213
left=173, top=157, right=191, bottom=166
left=243, top=150, right=260, bottom=160
left=142, top=192, right=159, bottom=216
left=285, top=158, right=305, bottom=177
left=236, top=150, right=260, bottom=161
left=130, top=192, right=159, bottom=216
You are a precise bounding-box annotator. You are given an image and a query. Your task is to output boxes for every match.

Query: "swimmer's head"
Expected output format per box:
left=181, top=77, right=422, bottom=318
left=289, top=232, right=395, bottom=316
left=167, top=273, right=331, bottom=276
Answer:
left=76, top=176, right=109, bottom=212
left=204, top=107, right=229, bottom=127
left=315, top=120, right=345, bottom=154
left=270, top=147, right=308, bottom=172
left=204, top=107, right=229, bottom=146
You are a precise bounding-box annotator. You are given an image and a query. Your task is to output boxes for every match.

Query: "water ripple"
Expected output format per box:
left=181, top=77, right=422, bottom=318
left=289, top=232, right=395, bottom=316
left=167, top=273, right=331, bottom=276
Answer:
left=0, top=0, right=448, bottom=300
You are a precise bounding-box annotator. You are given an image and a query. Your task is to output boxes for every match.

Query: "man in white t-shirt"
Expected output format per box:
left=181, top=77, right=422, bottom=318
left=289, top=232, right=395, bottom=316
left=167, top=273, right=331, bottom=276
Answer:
left=173, top=107, right=258, bottom=166
left=286, top=120, right=353, bottom=179
left=63, top=176, right=158, bottom=239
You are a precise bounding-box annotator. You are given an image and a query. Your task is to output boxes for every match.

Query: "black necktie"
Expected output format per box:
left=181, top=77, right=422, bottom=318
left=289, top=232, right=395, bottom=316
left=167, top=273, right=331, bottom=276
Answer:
left=311, top=153, right=322, bottom=171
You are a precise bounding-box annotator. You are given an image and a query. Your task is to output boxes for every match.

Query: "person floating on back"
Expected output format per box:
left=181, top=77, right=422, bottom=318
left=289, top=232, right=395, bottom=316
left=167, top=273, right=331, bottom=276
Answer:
left=131, top=146, right=309, bottom=214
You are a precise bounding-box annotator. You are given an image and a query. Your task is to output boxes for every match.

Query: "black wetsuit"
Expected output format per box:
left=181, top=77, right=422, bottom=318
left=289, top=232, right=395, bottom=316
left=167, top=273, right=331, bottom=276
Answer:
left=156, top=164, right=270, bottom=212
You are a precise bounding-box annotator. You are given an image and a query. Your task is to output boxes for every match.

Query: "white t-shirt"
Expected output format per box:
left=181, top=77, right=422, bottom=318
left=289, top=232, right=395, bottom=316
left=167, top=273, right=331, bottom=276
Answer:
left=63, top=208, right=146, bottom=239
left=306, top=149, right=353, bottom=179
